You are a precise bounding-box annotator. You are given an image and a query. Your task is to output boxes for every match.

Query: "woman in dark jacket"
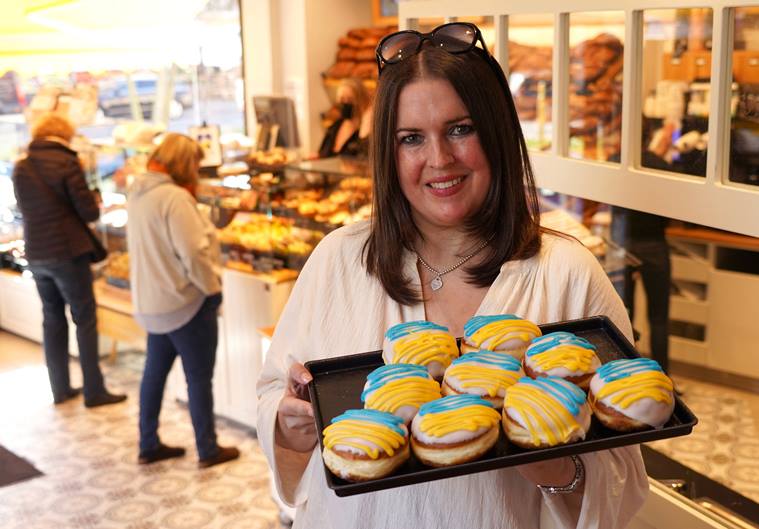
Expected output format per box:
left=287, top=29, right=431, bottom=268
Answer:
left=13, top=112, right=126, bottom=408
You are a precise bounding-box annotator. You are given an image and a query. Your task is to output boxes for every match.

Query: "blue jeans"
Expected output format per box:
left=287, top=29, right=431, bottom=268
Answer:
left=29, top=254, right=106, bottom=401
left=139, top=293, right=222, bottom=460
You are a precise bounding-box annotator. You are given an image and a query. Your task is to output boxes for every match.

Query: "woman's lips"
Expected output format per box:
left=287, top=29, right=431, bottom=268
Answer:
left=426, top=174, right=468, bottom=197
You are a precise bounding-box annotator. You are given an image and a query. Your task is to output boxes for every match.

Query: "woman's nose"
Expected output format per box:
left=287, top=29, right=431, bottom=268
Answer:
left=426, top=138, right=454, bottom=169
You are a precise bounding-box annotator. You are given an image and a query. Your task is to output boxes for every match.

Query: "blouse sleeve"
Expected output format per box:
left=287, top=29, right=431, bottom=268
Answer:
left=255, top=232, right=341, bottom=507
left=540, top=240, right=648, bottom=528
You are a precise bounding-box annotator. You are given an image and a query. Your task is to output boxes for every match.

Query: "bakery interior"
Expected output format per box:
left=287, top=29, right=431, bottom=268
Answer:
left=1, top=0, right=758, bottom=527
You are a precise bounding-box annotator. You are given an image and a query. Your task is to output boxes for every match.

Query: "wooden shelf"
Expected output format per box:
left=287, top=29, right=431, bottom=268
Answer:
left=667, top=226, right=759, bottom=252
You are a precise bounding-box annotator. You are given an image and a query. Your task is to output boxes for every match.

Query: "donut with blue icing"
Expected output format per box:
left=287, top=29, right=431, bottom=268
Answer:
left=362, top=363, right=442, bottom=424
left=322, top=409, right=410, bottom=481
left=523, top=332, right=601, bottom=390
left=441, top=351, right=523, bottom=407
left=461, top=314, right=541, bottom=359
left=502, top=376, right=592, bottom=448
left=382, top=321, right=459, bottom=380
left=589, top=358, right=675, bottom=431
left=410, top=394, right=501, bottom=467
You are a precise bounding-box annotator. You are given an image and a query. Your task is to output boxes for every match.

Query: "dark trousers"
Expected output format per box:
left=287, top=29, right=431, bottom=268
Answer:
left=29, top=254, right=106, bottom=401
left=619, top=240, right=671, bottom=373
left=139, top=293, right=222, bottom=460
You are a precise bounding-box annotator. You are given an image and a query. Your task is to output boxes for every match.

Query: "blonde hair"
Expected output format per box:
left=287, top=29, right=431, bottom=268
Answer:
left=149, top=133, right=204, bottom=186
left=337, top=77, right=371, bottom=116
left=32, top=112, right=75, bottom=142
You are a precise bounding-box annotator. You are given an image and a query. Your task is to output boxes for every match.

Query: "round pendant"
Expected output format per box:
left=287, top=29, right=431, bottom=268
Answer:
left=430, top=276, right=443, bottom=291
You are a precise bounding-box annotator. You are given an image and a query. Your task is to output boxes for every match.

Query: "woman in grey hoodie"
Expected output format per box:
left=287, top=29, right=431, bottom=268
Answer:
left=127, top=133, right=239, bottom=468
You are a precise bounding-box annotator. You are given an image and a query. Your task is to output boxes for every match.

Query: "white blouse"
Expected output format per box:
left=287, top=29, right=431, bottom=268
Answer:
left=256, top=221, right=648, bottom=529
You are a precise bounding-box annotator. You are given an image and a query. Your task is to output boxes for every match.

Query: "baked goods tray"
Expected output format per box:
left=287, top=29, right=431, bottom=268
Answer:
left=305, top=315, right=698, bottom=497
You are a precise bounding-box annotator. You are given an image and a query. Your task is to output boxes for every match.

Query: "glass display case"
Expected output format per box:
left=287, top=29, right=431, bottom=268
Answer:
left=196, top=155, right=372, bottom=274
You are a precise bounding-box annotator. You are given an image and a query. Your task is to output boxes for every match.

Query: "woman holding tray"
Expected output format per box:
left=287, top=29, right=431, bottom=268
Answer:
left=257, top=22, right=647, bottom=529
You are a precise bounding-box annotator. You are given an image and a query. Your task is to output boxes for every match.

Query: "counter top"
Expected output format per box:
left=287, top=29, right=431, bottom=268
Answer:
left=223, top=262, right=299, bottom=284
left=667, top=226, right=759, bottom=251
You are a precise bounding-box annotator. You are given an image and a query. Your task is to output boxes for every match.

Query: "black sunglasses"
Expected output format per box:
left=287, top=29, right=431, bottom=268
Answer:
left=375, top=22, right=493, bottom=76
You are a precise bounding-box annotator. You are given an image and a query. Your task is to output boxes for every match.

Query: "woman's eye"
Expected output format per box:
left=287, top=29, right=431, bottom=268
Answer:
left=450, top=124, right=474, bottom=136
left=399, top=133, right=422, bottom=146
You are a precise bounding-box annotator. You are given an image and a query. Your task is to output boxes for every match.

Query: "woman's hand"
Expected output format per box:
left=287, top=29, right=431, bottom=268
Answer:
left=275, top=362, right=317, bottom=453
left=517, top=457, right=582, bottom=491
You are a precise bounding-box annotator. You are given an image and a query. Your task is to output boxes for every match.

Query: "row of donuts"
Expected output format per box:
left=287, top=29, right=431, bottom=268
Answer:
left=321, top=315, right=676, bottom=482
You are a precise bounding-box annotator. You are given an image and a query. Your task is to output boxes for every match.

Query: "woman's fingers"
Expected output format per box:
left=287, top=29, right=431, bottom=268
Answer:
left=282, top=414, right=315, bottom=432
left=288, top=362, right=313, bottom=402
left=279, top=394, right=314, bottom=418
left=289, top=362, right=312, bottom=386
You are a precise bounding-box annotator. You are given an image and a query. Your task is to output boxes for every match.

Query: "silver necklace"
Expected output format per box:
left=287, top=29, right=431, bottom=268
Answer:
left=416, top=238, right=491, bottom=291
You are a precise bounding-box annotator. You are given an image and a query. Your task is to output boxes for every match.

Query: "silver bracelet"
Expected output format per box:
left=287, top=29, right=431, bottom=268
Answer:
left=537, top=455, right=585, bottom=494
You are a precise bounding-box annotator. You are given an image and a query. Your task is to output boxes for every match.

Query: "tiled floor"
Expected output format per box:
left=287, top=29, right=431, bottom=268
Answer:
left=2, top=331, right=758, bottom=529
left=646, top=375, right=759, bottom=504
left=0, top=332, right=281, bottom=529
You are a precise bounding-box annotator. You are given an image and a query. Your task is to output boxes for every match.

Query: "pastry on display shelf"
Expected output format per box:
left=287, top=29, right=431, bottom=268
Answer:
left=217, top=214, right=320, bottom=261
left=248, top=147, right=293, bottom=171
left=503, top=376, right=592, bottom=449
left=322, top=409, right=410, bottom=482
left=362, top=364, right=442, bottom=424
left=461, top=315, right=542, bottom=358
left=383, top=321, right=459, bottom=381
left=523, top=331, right=601, bottom=391
left=410, top=394, right=501, bottom=467
left=324, top=26, right=397, bottom=81
left=442, top=351, right=523, bottom=408
left=103, top=252, right=130, bottom=289
left=588, top=358, right=675, bottom=432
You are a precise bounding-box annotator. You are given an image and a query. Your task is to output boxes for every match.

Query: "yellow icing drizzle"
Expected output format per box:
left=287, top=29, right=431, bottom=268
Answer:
left=446, top=365, right=521, bottom=397
left=392, top=331, right=458, bottom=366
left=531, top=345, right=597, bottom=372
left=365, top=378, right=442, bottom=412
left=419, top=405, right=500, bottom=437
left=595, top=371, right=674, bottom=408
left=323, top=420, right=405, bottom=459
left=504, top=385, right=582, bottom=446
left=470, top=320, right=541, bottom=349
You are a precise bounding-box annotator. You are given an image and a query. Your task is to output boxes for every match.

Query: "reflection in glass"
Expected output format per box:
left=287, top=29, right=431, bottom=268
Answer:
left=569, top=12, right=625, bottom=162
left=730, top=7, right=759, bottom=186
left=508, top=15, right=554, bottom=151
left=641, top=9, right=713, bottom=177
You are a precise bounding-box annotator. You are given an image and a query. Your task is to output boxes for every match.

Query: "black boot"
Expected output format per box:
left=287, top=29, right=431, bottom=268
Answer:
left=138, top=443, right=186, bottom=465
left=84, top=391, right=127, bottom=408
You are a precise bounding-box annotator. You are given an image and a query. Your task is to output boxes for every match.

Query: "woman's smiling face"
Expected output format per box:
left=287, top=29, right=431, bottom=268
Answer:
left=395, top=77, right=492, bottom=232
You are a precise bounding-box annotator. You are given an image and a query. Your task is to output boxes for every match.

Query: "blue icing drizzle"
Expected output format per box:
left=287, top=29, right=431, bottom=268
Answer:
left=597, top=358, right=663, bottom=382
left=526, top=332, right=596, bottom=357
left=361, top=364, right=430, bottom=402
left=518, top=376, right=585, bottom=415
left=418, top=394, right=494, bottom=415
left=463, top=314, right=521, bottom=337
left=385, top=320, right=450, bottom=341
left=331, top=409, right=405, bottom=436
left=452, top=351, right=522, bottom=371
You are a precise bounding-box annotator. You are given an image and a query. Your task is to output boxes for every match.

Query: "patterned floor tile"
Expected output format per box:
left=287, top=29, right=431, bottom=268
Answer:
left=646, top=375, right=759, bottom=504
left=0, top=338, right=281, bottom=529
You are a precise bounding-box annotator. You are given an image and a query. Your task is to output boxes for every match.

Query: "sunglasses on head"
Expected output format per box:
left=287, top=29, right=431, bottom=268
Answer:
left=375, top=22, right=493, bottom=76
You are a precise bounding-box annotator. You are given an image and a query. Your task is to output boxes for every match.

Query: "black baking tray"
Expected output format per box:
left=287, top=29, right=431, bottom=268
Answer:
left=305, top=315, right=698, bottom=497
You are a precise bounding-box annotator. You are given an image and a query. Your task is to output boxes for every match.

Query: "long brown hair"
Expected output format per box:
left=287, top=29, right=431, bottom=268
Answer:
left=363, top=43, right=542, bottom=306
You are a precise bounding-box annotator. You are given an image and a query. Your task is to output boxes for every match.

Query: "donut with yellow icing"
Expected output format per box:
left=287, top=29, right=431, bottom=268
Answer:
left=383, top=321, right=459, bottom=380
left=523, top=332, right=601, bottom=390
left=441, top=351, right=523, bottom=408
left=322, top=409, right=410, bottom=482
left=410, top=394, right=501, bottom=467
left=589, top=358, right=675, bottom=432
left=461, top=315, right=541, bottom=359
left=362, top=364, right=442, bottom=424
left=502, top=376, right=591, bottom=449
